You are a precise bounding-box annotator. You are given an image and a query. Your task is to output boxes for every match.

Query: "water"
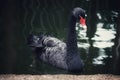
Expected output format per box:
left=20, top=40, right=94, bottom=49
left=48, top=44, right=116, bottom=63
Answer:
left=0, top=0, right=119, bottom=74
left=76, top=22, right=116, bottom=74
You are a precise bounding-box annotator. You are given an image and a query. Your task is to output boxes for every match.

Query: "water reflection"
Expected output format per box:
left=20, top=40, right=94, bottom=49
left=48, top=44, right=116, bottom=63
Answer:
left=77, top=21, right=116, bottom=72
left=92, top=23, right=116, bottom=48
left=93, top=48, right=108, bottom=65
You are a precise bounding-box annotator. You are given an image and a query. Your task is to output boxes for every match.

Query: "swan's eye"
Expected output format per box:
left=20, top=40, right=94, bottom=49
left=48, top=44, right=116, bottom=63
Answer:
left=79, top=15, right=81, bottom=19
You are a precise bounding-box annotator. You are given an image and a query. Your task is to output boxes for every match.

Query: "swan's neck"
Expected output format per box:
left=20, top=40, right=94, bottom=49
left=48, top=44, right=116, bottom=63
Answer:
left=66, top=15, right=78, bottom=54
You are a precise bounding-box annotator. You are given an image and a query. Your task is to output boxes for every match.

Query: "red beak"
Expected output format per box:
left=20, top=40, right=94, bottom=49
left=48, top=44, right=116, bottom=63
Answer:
left=80, top=16, right=87, bottom=29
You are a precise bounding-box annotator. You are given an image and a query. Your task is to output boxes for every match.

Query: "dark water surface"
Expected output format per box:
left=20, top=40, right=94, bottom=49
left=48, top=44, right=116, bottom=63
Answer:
left=0, top=0, right=119, bottom=74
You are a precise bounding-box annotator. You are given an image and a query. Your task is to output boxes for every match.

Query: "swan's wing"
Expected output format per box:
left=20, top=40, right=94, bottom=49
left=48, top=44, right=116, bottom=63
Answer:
left=39, top=37, right=67, bottom=68
left=42, top=37, right=67, bottom=59
left=40, top=41, right=67, bottom=69
left=42, top=37, right=64, bottom=47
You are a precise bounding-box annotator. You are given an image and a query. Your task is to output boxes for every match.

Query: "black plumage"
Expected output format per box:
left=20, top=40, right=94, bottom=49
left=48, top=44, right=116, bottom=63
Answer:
left=27, top=7, right=86, bottom=72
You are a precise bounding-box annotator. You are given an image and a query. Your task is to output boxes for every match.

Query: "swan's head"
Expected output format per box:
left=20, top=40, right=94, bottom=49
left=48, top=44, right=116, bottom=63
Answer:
left=72, top=7, right=87, bottom=29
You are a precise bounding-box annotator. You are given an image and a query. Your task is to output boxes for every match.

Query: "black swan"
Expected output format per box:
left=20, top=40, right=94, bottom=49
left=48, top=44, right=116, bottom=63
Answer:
left=27, top=7, right=87, bottom=72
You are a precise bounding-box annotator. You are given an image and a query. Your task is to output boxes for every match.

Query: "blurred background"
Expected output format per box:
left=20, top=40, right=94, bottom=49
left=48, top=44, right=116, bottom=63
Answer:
left=0, top=0, right=120, bottom=75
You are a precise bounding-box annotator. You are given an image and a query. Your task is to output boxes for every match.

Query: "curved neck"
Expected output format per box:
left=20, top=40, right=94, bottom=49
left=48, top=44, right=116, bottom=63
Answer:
left=66, top=15, right=78, bottom=54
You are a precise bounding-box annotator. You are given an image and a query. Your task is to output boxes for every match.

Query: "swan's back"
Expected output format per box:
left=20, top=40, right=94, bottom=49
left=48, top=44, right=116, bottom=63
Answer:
left=41, top=36, right=68, bottom=68
left=28, top=34, right=68, bottom=69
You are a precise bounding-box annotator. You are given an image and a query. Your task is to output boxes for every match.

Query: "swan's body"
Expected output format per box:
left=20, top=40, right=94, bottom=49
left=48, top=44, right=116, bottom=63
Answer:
left=27, top=7, right=86, bottom=72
